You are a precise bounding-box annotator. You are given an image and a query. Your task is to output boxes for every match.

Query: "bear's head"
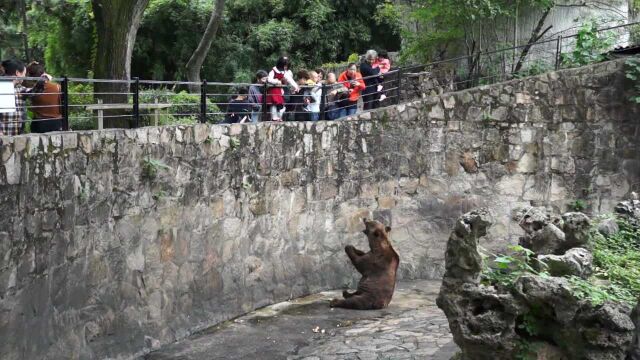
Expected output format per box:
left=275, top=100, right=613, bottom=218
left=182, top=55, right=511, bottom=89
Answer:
left=362, top=218, right=391, bottom=243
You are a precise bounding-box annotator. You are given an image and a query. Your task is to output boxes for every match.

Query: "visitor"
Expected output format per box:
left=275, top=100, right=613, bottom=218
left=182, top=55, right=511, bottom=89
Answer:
left=248, top=70, right=268, bottom=123
left=306, top=71, right=322, bottom=121
left=324, top=72, right=349, bottom=120
left=337, top=63, right=365, bottom=117
left=360, top=49, right=381, bottom=111
left=315, top=68, right=326, bottom=83
left=289, top=70, right=312, bottom=122
left=0, top=59, right=46, bottom=136
left=267, top=56, right=299, bottom=122
left=373, top=50, right=392, bottom=74
left=223, top=87, right=251, bottom=124
left=26, top=61, right=62, bottom=133
left=373, top=50, right=392, bottom=102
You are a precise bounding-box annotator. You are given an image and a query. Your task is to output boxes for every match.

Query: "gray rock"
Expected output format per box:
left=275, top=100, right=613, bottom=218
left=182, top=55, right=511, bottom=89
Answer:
left=439, top=209, right=637, bottom=360
left=597, top=218, right=620, bottom=238
left=441, top=209, right=493, bottom=284
left=615, top=200, right=640, bottom=227
left=521, top=222, right=567, bottom=255
left=630, top=300, right=640, bottom=360
left=562, top=212, right=591, bottom=250
left=538, top=247, right=593, bottom=278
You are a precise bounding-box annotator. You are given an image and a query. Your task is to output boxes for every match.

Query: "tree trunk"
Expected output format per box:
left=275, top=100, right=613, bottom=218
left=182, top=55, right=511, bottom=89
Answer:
left=91, top=0, right=150, bottom=128
left=513, top=6, right=553, bottom=74
left=19, top=0, right=30, bottom=61
left=186, top=0, right=225, bottom=92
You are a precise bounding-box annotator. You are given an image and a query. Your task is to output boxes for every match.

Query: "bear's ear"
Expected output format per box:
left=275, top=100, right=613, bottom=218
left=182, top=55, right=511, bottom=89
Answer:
left=385, top=226, right=391, bottom=233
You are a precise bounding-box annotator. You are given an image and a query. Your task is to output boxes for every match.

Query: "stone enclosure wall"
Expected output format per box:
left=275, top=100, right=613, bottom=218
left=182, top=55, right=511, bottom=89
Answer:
left=0, top=59, right=638, bottom=359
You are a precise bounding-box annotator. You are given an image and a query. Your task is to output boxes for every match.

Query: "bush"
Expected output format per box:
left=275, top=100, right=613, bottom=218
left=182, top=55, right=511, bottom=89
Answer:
left=139, top=89, right=222, bottom=125
left=562, top=21, right=615, bottom=68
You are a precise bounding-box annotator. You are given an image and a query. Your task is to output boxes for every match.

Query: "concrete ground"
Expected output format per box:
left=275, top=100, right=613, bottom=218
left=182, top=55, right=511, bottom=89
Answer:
left=143, top=280, right=458, bottom=360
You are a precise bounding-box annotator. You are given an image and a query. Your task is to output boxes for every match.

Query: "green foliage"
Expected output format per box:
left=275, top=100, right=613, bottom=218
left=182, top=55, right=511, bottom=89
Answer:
left=141, top=157, right=171, bottom=181
left=561, top=21, right=615, bottom=68
left=28, top=0, right=95, bottom=77
left=133, top=0, right=400, bottom=82
left=68, top=82, right=97, bottom=130
left=399, top=0, right=553, bottom=63
left=567, top=276, right=635, bottom=306
left=481, top=245, right=548, bottom=288
left=589, top=218, right=640, bottom=303
left=625, top=57, right=640, bottom=104
left=347, top=53, right=360, bottom=64
left=139, top=89, right=222, bottom=125
left=513, top=60, right=553, bottom=79
left=568, top=199, right=587, bottom=212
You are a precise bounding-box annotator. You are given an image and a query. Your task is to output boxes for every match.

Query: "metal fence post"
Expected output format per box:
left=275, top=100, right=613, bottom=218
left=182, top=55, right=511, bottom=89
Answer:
left=319, top=84, right=327, bottom=121
left=395, top=68, right=403, bottom=105
left=61, top=76, right=69, bottom=131
left=132, top=77, right=140, bottom=128
left=262, top=83, right=269, bottom=121
left=201, top=80, right=208, bottom=123
left=555, top=35, right=563, bottom=70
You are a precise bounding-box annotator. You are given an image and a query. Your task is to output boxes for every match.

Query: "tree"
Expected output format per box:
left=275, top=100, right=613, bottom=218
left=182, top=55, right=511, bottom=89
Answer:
left=186, top=0, right=225, bottom=90
left=91, top=0, right=150, bottom=127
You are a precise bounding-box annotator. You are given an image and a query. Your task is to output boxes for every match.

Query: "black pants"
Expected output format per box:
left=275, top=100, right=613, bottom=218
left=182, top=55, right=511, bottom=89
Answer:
left=362, top=87, right=379, bottom=111
left=31, top=118, right=62, bottom=133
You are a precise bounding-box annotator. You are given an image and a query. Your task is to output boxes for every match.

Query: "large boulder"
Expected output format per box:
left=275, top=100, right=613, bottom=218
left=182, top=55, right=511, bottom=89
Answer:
left=513, top=207, right=590, bottom=255
left=438, top=209, right=638, bottom=360
left=562, top=213, right=591, bottom=250
left=597, top=218, right=620, bottom=238
left=630, top=300, right=640, bottom=360
left=538, top=248, right=593, bottom=278
left=614, top=199, right=640, bottom=227
left=441, top=209, right=493, bottom=285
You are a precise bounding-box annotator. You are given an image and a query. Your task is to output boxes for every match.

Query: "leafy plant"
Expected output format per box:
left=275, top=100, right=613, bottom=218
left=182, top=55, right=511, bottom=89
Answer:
left=139, top=89, right=222, bottom=125
left=347, top=53, right=360, bottom=63
left=141, top=157, right=171, bottom=181
left=589, top=218, right=640, bottom=302
left=230, top=137, right=241, bottom=150
left=561, top=21, right=615, bottom=68
left=514, top=60, right=553, bottom=79
left=625, top=57, right=640, bottom=104
left=481, top=245, right=548, bottom=288
left=568, top=199, right=587, bottom=212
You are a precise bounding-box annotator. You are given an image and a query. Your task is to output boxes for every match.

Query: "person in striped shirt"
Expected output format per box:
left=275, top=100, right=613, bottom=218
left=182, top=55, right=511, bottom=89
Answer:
left=0, top=59, right=46, bottom=136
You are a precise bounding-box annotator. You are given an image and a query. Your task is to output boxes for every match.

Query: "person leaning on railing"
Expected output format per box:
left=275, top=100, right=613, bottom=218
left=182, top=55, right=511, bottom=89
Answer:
left=26, top=61, right=63, bottom=133
left=360, top=50, right=382, bottom=111
left=248, top=70, right=268, bottom=123
left=0, top=59, right=46, bottom=136
left=324, top=72, right=349, bottom=120
left=337, top=63, right=366, bottom=117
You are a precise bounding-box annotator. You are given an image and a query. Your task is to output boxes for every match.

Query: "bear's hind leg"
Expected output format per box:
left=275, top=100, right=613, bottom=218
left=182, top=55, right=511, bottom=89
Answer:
left=342, top=290, right=361, bottom=299
left=329, top=295, right=371, bottom=310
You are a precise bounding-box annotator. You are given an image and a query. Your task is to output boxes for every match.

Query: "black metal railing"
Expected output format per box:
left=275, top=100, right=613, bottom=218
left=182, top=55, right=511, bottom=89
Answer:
left=0, top=21, right=638, bottom=134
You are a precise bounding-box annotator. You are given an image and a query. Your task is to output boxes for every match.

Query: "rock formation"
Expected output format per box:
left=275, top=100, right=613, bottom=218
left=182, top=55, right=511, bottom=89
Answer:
left=437, top=206, right=638, bottom=360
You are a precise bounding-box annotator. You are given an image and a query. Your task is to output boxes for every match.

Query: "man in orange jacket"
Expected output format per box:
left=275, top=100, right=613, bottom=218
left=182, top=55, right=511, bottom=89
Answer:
left=338, top=63, right=366, bottom=117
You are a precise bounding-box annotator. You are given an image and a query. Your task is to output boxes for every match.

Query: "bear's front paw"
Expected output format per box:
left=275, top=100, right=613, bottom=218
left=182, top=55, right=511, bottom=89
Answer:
left=329, top=299, right=340, bottom=308
left=345, top=245, right=355, bottom=253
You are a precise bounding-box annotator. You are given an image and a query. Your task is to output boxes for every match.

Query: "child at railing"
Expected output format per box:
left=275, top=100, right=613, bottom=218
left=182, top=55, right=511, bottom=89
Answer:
left=267, top=56, right=299, bottom=122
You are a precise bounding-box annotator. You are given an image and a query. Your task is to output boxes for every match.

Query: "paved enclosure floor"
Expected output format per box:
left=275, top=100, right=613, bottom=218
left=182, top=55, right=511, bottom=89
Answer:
left=143, top=280, right=458, bottom=360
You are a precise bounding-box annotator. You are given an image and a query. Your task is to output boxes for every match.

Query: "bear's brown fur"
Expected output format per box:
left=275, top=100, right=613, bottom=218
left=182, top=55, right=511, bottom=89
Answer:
left=330, top=218, right=400, bottom=310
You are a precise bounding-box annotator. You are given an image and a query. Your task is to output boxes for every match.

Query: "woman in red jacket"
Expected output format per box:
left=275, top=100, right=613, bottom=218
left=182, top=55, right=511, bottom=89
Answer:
left=337, top=63, right=366, bottom=117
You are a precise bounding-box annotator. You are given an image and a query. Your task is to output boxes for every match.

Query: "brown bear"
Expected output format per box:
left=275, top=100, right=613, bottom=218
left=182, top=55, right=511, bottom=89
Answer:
left=330, top=218, right=400, bottom=310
